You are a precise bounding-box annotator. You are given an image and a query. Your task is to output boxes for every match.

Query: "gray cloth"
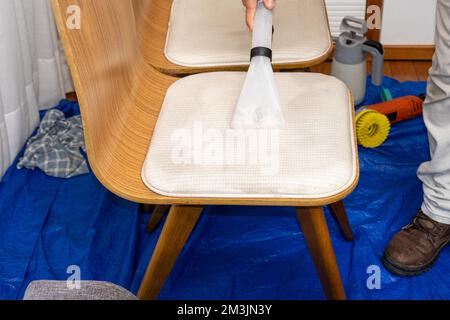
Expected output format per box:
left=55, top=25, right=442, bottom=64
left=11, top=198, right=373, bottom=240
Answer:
left=17, top=109, right=89, bottom=178
left=24, top=281, right=138, bottom=300
left=417, top=0, right=450, bottom=224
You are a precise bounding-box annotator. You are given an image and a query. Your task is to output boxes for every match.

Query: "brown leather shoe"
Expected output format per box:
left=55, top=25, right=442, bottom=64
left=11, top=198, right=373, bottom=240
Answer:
left=383, top=211, right=450, bottom=276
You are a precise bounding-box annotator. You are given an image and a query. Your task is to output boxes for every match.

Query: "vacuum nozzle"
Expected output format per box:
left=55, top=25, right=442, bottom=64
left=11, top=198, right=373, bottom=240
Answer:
left=231, top=0, right=285, bottom=129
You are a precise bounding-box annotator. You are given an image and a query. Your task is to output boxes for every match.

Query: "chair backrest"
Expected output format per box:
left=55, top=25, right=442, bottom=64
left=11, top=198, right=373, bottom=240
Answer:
left=53, top=0, right=140, bottom=154
left=131, top=0, right=171, bottom=70
left=52, top=0, right=173, bottom=202
left=132, top=0, right=153, bottom=34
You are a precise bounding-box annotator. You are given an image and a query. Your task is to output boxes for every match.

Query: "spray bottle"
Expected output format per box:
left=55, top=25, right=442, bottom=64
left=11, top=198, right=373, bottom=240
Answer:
left=331, top=17, right=385, bottom=105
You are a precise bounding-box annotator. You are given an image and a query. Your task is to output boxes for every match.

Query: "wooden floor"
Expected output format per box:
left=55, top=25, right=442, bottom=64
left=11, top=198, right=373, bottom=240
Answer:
left=311, top=60, right=432, bottom=82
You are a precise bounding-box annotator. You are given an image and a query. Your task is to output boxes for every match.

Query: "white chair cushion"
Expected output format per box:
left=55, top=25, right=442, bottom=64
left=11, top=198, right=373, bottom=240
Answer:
left=142, top=72, right=357, bottom=199
left=165, top=0, right=332, bottom=67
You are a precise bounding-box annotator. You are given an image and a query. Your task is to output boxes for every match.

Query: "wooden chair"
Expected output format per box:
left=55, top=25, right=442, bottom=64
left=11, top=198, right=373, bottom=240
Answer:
left=52, top=0, right=359, bottom=300
left=132, top=0, right=333, bottom=75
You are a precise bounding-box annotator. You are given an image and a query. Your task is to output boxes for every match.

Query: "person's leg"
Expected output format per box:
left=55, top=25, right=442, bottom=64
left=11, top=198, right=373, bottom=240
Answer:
left=417, top=0, right=450, bottom=224
left=383, top=0, right=450, bottom=276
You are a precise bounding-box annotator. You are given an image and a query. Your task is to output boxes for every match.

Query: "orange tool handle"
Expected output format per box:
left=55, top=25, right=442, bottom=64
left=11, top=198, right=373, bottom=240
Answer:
left=367, top=95, right=424, bottom=124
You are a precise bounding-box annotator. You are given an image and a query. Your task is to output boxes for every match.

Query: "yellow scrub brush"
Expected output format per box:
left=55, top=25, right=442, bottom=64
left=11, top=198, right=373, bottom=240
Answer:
left=355, top=95, right=425, bottom=148
left=355, top=109, right=391, bottom=148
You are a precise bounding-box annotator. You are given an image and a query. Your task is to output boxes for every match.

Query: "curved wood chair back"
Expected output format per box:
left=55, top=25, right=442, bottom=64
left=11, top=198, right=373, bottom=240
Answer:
left=52, top=0, right=176, bottom=203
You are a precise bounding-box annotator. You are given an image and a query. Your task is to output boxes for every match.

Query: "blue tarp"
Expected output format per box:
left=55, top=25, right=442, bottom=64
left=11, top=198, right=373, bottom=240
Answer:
left=2, top=77, right=450, bottom=300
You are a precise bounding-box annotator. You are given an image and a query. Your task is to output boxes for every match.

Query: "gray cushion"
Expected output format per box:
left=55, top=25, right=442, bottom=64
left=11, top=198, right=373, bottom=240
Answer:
left=23, top=281, right=137, bottom=300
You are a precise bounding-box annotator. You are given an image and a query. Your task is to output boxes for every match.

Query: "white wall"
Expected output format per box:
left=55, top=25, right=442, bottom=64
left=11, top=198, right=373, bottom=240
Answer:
left=381, top=0, right=436, bottom=45
left=326, top=0, right=436, bottom=45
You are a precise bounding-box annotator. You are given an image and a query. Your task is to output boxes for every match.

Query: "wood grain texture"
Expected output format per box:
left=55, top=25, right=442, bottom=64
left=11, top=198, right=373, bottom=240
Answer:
left=132, top=0, right=333, bottom=75
left=389, top=61, right=418, bottom=82
left=413, top=61, right=432, bottom=81
left=138, top=205, right=203, bottom=300
left=52, top=0, right=359, bottom=207
left=312, top=61, right=432, bottom=82
left=384, top=45, right=435, bottom=61
left=296, top=206, right=346, bottom=300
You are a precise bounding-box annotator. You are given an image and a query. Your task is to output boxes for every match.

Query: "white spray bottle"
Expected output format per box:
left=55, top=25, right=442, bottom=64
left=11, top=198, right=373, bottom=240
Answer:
left=331, top=17, right=384, bottom=105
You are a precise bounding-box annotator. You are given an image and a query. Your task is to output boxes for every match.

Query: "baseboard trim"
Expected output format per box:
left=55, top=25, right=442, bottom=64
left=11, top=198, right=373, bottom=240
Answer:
left=384, top=45, right=435, bottom=60
left=326, top=45, right=434, bottom=62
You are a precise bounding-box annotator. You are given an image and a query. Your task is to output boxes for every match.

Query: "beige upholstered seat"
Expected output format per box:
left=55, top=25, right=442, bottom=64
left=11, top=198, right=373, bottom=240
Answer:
left=142, top=72, right=356, bottom=199
left=164, top=0, right=332, bottom=68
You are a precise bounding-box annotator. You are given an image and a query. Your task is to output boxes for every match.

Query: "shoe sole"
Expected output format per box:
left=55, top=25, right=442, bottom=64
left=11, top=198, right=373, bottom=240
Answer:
left=382, top=240, right=450, bottom=277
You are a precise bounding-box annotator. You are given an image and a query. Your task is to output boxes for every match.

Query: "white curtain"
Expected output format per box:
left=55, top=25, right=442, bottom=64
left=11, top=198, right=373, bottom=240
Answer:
left=0, top=0, right=73, bottom=179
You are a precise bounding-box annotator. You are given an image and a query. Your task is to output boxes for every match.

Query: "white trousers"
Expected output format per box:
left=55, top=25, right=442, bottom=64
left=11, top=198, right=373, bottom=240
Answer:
left=417, top=0, right=450, bottom=224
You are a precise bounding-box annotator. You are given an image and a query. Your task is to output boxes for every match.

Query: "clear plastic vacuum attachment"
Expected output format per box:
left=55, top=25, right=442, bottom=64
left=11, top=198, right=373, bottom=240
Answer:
left=231, top=0, right=285, bottom=129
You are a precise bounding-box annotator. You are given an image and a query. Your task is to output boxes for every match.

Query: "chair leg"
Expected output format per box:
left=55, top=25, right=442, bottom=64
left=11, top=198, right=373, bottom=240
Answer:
left=139, top=204, right=155, bottom=213
left=296, top=207, right=346, bottom=300
left=327, top=201, right=354, bottom=241
left=146, top=205, right=171, bottom=233
left=137, top=205, right=203, bottom=300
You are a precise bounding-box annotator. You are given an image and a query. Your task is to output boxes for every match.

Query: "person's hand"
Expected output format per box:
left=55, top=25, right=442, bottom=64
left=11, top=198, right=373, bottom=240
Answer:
left=242, top=0, right=276, bottom=31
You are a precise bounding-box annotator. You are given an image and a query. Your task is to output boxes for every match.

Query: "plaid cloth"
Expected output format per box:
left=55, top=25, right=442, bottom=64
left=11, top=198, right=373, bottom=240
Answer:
left=17, top=109, right=89, bottom=178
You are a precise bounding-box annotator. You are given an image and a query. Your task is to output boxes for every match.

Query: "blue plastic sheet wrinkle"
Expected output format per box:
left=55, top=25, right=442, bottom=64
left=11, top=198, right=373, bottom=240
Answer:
left=2, top=77, right=450, bottom=300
